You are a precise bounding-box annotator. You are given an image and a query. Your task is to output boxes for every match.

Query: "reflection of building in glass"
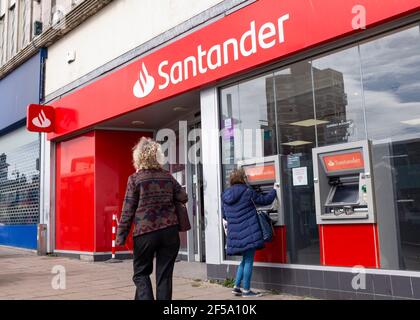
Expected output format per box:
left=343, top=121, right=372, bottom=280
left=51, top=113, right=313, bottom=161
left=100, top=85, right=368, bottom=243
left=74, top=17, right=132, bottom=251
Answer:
left=313, top=65, right=349, bottom=145
left=222, top=88, right=277, bottom=163
left=0, top=153, right=9, bottom=183
left=259, top=77, right=277, bottom=157
left=266, top=62, right=348, bottom=152
left=0, top=145, right=40, bottom=225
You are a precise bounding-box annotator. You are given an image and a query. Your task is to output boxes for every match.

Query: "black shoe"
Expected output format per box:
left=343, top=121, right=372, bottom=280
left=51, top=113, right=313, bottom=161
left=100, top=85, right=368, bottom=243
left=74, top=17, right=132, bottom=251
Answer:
left=231, top=287, right=242, bottom=296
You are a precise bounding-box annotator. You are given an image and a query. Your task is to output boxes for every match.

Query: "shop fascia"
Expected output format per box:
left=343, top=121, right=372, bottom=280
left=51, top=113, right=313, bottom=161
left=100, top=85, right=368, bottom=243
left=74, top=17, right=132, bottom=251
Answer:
left=157, top=13, right=290, bottom=90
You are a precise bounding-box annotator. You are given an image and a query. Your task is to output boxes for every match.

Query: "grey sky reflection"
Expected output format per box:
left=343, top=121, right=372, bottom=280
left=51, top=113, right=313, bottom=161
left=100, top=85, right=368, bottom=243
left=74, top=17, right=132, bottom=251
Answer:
left=361, top=25, right=420, bottom=140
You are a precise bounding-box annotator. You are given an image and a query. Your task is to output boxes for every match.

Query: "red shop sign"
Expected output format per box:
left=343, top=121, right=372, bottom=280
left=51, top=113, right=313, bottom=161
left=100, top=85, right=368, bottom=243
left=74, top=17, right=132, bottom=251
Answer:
left=48, top=0, right=420, bottom=139
left=27, top=104, right=55, bottom=133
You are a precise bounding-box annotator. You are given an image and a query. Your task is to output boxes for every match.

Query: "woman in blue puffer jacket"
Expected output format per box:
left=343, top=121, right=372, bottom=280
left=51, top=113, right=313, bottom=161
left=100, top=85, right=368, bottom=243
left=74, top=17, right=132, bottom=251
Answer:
left=221, top=168, right=278, bottom=298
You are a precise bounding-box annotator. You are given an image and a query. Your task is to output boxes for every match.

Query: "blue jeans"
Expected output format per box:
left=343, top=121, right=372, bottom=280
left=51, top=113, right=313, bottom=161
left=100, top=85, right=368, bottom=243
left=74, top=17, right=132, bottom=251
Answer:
left=234, top=249, right=255, bottom=290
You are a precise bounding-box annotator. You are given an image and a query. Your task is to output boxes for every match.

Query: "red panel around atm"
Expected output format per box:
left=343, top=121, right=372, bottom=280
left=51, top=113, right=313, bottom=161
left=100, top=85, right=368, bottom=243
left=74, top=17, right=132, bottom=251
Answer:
left=255, top=226, right=287, bottom=264
left=319, top=224, right=380, bottom=268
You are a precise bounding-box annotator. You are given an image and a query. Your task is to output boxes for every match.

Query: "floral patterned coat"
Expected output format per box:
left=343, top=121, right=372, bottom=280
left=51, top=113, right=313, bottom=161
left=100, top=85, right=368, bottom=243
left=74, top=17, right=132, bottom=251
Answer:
left=116, top=169, right=188, bottom=245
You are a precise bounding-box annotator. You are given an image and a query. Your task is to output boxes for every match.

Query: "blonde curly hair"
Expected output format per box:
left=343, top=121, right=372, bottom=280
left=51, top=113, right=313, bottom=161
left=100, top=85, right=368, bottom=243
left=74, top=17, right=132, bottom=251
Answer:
left=132, top=137, right=164, bottom=171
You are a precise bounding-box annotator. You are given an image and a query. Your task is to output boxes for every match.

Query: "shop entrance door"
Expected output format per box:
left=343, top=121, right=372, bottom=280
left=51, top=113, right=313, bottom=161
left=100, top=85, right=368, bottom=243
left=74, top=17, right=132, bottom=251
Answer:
left=187, top=121, right=205, bottom=262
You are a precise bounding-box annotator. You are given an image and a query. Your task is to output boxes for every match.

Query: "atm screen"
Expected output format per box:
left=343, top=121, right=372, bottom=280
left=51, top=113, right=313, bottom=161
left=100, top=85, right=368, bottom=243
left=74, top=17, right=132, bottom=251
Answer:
left=244, top=164, right=276, bottom=184
left=332, top=184, right=359, bottom=204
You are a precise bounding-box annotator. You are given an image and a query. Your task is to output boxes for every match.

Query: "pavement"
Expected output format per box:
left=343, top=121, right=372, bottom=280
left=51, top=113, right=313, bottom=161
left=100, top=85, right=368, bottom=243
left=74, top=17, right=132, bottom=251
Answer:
left=0, top=246, right=304, bottom=300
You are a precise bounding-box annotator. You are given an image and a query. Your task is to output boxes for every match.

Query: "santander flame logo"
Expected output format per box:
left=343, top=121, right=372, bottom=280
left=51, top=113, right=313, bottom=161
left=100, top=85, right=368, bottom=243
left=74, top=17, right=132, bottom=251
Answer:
left=133, top=63, right=155, bottom=98
left=32, top=110, right=52, bottom=128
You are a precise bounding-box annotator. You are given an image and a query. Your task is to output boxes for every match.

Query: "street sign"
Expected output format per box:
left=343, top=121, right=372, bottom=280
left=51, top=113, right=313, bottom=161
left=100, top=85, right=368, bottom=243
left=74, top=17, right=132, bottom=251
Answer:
left=27, top=104, right=55, bottom=133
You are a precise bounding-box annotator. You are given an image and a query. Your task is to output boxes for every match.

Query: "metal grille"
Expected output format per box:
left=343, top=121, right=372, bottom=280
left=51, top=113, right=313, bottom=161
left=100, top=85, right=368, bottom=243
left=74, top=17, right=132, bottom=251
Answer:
left=0, top=140, right=40, bottom=225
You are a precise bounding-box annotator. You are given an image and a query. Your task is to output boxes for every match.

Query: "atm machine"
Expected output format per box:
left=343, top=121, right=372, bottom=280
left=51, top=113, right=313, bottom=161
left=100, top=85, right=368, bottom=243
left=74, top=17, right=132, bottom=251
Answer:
left=238, top=155, right=287, bottom=263
left=312, top=140, right=380, bottom=268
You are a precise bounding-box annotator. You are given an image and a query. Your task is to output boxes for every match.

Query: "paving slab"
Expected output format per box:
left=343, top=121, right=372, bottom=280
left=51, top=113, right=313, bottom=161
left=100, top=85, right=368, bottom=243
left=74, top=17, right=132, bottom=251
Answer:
left=0, top=246, right=303, bottom=300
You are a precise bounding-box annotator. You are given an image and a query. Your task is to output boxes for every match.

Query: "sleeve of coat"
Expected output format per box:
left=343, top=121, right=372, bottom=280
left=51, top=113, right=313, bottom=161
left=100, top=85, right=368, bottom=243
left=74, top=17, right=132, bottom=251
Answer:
left=172, top=176, right=188, bottom=204
left=116, top=175, right=139, bottom=246
left=251, top=188, right=277, bottom=206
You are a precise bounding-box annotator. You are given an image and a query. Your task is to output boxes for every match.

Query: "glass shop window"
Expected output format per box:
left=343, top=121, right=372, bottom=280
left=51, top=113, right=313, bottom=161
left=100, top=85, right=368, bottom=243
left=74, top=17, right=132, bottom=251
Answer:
left=361, top=25, right=420, bottom=271
left=361, top=26, right=420, bottom=141
left=274, top=61, right=319, bottom=265
left=312, top=46, right=366, bottom=146
left=220, top=74, right=278, bottom=188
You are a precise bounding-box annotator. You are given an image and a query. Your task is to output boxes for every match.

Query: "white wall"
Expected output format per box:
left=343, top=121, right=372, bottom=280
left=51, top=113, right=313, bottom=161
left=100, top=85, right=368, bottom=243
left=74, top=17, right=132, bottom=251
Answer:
left=45, top=0, right=224, bottom=95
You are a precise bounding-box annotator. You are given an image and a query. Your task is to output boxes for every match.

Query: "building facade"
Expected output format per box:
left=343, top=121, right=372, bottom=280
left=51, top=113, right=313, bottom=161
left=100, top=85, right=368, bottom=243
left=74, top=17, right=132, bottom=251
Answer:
left=28, top=0, right=420, bottom=299
left=0, top=0, right=50, bottom=249
left=0, top=0, right=111, bottom=250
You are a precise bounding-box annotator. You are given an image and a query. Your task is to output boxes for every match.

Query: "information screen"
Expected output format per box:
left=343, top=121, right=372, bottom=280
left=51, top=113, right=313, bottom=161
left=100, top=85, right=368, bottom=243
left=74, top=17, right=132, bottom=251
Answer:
left=331, top=184, right=359, bottom=204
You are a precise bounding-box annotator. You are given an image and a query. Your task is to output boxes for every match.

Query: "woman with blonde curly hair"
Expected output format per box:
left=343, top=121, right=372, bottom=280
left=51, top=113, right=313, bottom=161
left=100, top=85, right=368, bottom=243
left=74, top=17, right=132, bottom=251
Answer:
left=116, top=137, right=188, bottom=300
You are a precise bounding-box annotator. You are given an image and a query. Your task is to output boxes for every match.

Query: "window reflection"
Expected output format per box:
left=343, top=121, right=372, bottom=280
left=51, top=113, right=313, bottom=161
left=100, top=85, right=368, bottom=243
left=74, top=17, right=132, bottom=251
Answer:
left=361, top=26, right=420, bottom=141
left=312, top=46, right=366, bottom=146
left=220, top=75, right=277, bottom=186
left=238, top=76, right=277, bottom=159
left=0, top=141, right=40, bottom=225
left=274, top=62, right=316, bottom=152
left=361, top=25, right=420, bottom=271
left=273, top=62, right=319, bottom=265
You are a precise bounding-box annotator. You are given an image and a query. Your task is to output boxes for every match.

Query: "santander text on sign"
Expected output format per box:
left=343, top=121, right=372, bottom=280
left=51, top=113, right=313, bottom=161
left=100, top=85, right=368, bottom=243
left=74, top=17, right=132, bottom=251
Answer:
left=157, top=15, right=290, bottom=91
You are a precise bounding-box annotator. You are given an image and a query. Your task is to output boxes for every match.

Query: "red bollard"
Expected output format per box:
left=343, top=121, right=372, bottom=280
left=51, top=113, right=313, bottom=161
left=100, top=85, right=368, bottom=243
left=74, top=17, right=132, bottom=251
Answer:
left=105, top=214, right=123, bottom=263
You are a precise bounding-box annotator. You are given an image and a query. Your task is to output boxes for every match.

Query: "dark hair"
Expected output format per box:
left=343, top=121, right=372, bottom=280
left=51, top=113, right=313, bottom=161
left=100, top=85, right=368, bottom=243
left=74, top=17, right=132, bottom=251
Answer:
left=229, top=168, right=247, bottom=186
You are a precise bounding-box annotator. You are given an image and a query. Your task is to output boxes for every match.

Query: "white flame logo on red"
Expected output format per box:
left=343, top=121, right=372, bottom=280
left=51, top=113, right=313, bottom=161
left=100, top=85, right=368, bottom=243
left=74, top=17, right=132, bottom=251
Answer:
left=133, top=63, right=155, bottom=98
left=32, top=110, right=52, bottom=129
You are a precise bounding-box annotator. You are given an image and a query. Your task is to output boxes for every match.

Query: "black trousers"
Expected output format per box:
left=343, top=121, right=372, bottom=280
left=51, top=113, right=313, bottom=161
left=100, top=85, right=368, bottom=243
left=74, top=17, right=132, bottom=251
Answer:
left=132, top=225, right=180, bottom=300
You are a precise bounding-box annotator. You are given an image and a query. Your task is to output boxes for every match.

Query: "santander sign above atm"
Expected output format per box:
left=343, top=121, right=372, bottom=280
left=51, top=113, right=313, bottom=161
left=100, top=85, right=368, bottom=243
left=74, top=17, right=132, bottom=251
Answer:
left=133, top=15, right=290, bottom=98
left=49, top=0, right=420, bottom=139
